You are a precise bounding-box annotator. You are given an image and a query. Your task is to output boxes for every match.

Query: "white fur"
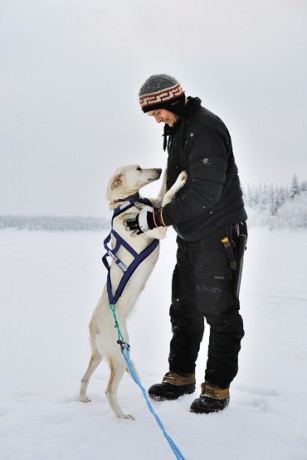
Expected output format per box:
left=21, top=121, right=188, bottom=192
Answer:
left=79, top=164, right=187, bottom=419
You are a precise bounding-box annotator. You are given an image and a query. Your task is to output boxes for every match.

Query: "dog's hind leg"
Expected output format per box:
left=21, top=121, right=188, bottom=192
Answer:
left=105, top=359, right=134, bottom=420
left=79, top=348, right=102, bottom=403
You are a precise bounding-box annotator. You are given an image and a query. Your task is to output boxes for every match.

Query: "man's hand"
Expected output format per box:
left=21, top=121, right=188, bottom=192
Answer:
left=124, top=205, right=166, bottom=235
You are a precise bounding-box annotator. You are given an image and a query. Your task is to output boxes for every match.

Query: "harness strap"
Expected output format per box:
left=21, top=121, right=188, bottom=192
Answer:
left=102, top=197, right=158, bottom=305
left=112, top=197, right=153, bottom=223
left=102, top=228, right=139, bottom=269
left=112, top=201, right=135, bottom=222
left=104, top=236, right=159, bottom=305
left=113, top=238, right=158, bottom=304
left=112, top=229, right=138, bottom=258
left=102, top=232, right=129, bottom=273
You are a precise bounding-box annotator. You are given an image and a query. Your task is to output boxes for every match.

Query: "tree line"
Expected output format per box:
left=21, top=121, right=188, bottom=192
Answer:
left=0, top=176, right=306, bottom=230
left=0, top=215, right=108, bottom=231
left=243, top=175, right=307, bottom=228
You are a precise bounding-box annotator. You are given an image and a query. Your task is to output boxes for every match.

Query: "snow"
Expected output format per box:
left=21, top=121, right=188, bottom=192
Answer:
left=0, top=227, right=307, bottom=460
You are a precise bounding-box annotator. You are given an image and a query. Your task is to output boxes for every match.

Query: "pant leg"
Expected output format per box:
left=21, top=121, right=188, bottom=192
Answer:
left=205, top=311, right=244, bottom=387
left=194, top=231, right=245, bottom=388
left=168, top=242, right=204, bottom=375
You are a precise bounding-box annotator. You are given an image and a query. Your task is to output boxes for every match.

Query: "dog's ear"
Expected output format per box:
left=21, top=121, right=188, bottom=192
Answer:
left=111, top=174, right=122, bottom=190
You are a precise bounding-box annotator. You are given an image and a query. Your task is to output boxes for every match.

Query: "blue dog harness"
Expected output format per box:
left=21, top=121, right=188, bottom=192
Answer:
left=102, top=197, right=159, bottom=305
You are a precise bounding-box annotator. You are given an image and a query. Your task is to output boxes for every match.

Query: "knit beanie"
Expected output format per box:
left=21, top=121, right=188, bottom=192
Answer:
left=139, top=74, right=186, bottom=116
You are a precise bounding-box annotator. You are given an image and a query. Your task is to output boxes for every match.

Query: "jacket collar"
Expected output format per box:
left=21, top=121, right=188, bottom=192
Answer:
left=164, top=97, right=201, bottom=134
left=163, top=97, right=202, bottom=150
left=182, top=96, right=202, bottom=119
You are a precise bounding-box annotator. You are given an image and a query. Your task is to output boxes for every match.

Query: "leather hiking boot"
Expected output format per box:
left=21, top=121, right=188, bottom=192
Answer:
left=190, top=382, right=230, bottom=414
left=148, top=372, right=196, bottom=401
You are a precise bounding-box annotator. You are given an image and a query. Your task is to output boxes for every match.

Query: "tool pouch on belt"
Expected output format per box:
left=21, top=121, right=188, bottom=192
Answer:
left=221, top=222, right=247, bottom=299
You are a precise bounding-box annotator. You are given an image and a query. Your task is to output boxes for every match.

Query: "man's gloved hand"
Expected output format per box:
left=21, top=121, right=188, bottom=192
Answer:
left=124, top=205, right=166, bottom=235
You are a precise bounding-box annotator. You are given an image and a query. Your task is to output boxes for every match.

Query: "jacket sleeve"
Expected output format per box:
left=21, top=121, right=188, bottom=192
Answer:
left=162, top=125, right=229, bottom=225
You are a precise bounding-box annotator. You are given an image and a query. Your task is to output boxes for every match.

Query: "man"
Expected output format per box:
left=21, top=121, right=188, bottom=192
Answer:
left=126, top=74, right=247, bottom=414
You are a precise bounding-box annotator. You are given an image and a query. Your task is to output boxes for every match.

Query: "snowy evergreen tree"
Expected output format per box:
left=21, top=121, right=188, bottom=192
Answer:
left=290, top=174, right=300, bottom=200
left=243, top=175, right=307, bottom=228
left=300, top=180, right=307, bottom=193
left=273, top=191, right=307, bottom=229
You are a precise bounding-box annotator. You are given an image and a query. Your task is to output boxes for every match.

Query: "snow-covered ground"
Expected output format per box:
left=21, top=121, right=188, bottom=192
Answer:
left=0, top=227, right=306, bottom=460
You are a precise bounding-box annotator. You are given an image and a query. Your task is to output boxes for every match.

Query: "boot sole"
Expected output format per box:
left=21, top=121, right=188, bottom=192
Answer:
left=190, top=396, right=230, bottom=414
left=149, top=389, right=195, bottom=401
left=190, top=406, right=220, bottom=414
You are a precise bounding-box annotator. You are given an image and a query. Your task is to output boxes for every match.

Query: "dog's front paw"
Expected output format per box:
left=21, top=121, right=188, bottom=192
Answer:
left=178, top=170, right=188, bottom=183
left=173, top=171, right=188, bottom=191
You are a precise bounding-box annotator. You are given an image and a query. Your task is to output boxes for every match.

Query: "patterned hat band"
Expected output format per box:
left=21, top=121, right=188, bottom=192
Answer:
left=139, top=83, right=184, bottom=110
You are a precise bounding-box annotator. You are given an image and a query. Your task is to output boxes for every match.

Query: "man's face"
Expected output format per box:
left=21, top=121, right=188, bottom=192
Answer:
left=147, top=109, right=178, bottom=127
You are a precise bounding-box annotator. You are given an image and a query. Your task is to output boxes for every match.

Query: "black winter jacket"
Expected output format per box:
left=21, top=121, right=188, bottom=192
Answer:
left=162, top=97, right=247, bottom=241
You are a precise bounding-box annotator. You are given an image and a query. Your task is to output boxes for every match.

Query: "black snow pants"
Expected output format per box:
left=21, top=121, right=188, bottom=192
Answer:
left=168, top=224, right=245, bottom=389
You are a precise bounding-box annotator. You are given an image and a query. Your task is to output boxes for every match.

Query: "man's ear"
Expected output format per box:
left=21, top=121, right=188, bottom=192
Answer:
left=111, top=174, right=122, bottom=190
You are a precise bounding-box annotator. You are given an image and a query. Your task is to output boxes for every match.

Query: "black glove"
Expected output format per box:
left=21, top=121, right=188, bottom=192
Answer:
left=124, top=205, right=166, bottom=235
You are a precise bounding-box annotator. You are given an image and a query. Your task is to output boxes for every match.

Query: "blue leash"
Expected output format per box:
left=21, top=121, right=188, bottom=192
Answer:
left=109, top=304, right=186, bottom=460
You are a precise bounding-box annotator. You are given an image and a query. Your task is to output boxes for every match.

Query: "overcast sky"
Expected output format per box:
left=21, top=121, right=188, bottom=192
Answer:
left=1, top=0, right=306, bottom=217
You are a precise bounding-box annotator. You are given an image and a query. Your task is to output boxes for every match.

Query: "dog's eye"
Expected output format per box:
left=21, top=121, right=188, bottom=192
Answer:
left=136, top=167, right=142, bottom=171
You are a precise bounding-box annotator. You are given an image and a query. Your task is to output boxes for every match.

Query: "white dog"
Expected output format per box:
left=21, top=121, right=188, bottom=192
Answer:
left=79, top=164, right=187, bottom=419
